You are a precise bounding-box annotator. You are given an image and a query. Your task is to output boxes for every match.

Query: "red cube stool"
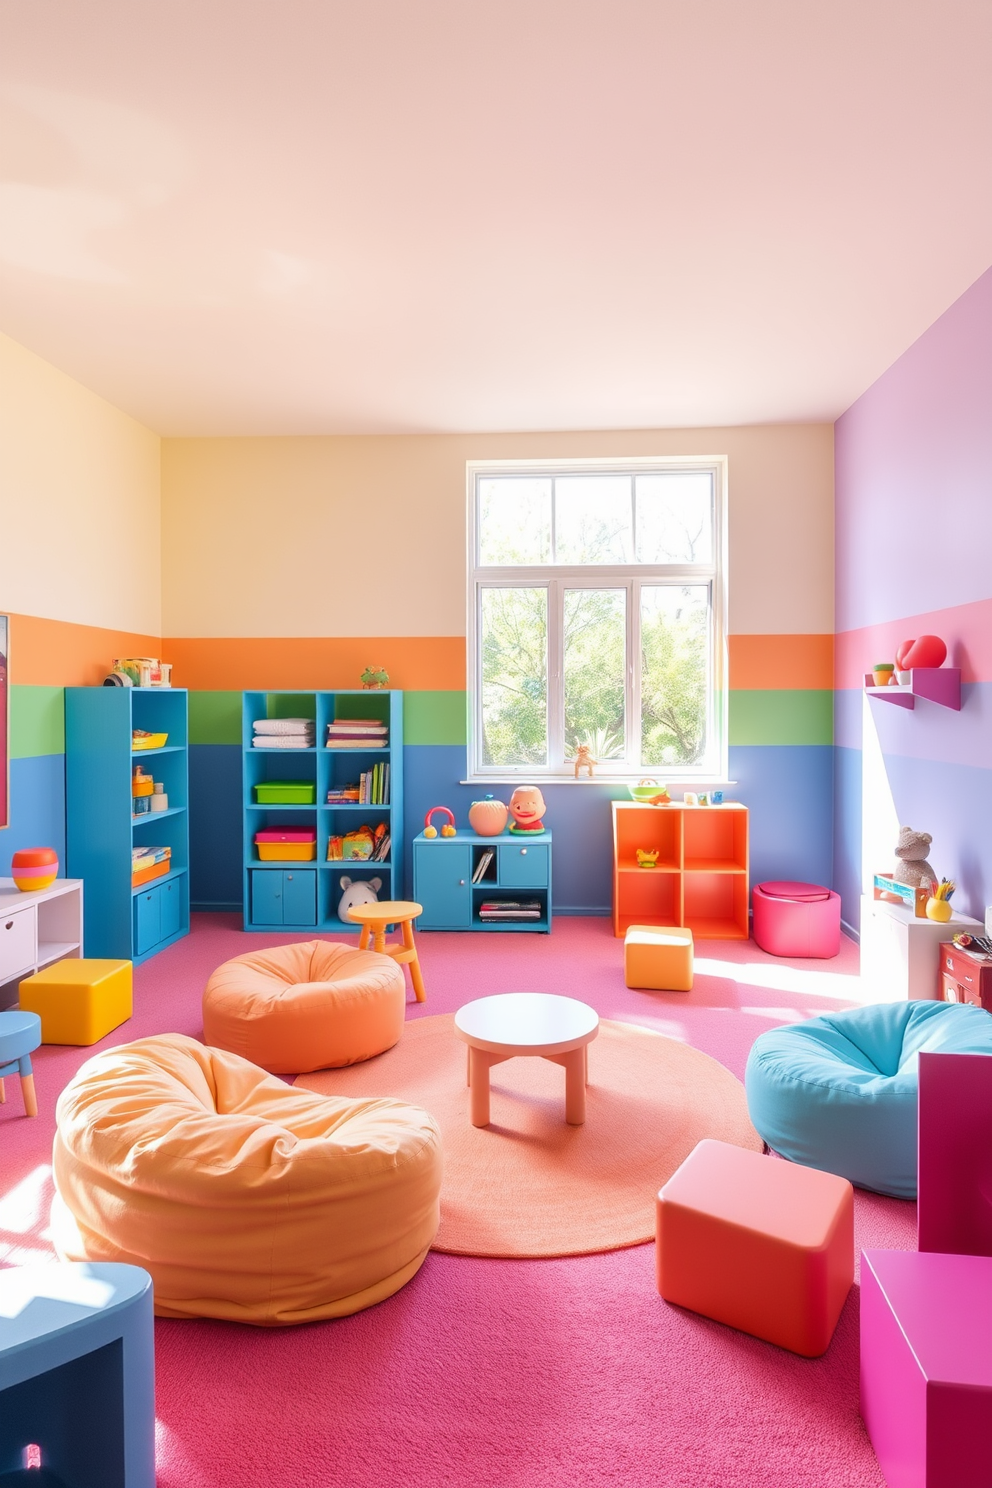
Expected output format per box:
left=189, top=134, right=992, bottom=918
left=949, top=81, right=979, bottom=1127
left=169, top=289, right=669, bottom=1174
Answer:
left=752, top=880, right=841, bottom=958
left=656, top=1138, right=854, bottom=1356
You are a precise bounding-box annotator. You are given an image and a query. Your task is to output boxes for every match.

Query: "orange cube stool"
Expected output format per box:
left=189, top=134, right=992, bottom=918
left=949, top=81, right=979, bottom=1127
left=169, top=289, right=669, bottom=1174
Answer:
left=624, top=925, right=693, bottom=991
left=656, top=1138, right=854, bottom=1356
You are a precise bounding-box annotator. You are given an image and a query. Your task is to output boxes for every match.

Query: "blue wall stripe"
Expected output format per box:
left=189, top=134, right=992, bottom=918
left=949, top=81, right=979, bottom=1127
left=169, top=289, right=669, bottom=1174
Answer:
left=833, top=745, right=863, bottom=932
left=1, top=754, right=66, bottom=878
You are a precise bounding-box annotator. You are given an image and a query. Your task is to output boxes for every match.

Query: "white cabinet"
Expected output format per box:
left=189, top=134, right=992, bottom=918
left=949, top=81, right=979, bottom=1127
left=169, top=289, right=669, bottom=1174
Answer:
left=0, top=878, right=84, bottom=1009
left=860, top=894, right=982, bottom=1002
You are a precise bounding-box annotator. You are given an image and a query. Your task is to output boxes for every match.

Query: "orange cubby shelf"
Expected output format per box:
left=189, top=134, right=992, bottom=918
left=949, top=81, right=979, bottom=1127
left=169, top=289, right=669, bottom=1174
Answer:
left=611, top=801, right=749, bottom=939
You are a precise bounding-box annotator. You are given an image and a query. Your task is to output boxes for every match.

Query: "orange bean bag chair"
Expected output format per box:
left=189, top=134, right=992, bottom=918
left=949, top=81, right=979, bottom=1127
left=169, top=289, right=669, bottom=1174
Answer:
left=202, top=940, right=406, bottom=1074
left=51, top=1034, right=443, bottom=1325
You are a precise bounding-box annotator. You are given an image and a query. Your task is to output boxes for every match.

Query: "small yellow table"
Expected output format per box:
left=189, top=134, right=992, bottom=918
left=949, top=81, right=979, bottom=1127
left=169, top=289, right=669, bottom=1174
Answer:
left=346, top=901, right=426, bottom=1003
left=19, top=958, right=132, bottom=1045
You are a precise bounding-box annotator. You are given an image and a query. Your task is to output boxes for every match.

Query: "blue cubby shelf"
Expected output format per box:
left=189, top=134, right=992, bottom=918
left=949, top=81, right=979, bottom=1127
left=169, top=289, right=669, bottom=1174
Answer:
left=66, top=687, right=191, bottom=964
left=413, top=828, right=553, bottom=933
left=242, top=690, right=403, bottom=932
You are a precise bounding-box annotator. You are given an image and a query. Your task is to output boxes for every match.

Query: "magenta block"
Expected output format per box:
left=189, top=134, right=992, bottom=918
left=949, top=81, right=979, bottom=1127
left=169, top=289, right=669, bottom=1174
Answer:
left=751, top=881, right=841, bottom=958
left=861, top=1249, right=992, bottom=1488
left=919, top=1050, right=992, bottom=1257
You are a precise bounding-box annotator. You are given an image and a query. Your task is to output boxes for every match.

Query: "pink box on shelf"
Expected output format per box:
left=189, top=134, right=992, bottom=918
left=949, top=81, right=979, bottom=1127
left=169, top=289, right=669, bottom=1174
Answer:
left=861, top=1248, right=992, bottom=1488
left=253, top=831, right=316, bottom=844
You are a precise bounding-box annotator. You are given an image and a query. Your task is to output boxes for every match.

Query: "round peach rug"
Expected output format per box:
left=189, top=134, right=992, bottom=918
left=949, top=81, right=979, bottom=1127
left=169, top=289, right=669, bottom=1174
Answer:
left=296, top=1014, right=761, bottom=1258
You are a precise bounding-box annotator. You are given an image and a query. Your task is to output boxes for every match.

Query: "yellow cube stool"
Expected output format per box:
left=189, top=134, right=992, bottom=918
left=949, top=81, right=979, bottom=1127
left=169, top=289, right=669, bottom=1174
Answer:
left=624, top=925, right=694, bottom=991
left=20, top=959, right=132, bottom=1045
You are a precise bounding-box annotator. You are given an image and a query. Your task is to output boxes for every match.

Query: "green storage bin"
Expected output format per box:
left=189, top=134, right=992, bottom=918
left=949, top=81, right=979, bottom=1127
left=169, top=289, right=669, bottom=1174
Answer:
left=254, top=781, right=316, bottom=804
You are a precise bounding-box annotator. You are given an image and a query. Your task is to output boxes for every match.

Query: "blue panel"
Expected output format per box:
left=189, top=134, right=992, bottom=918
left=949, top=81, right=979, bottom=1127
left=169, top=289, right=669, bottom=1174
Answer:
left=159, top=876, right=182, bottom=941
left=282, top=870, right=316, bottom=925
left=134, top=886, right=161, bottom=956
left=877, top=753, right=992, bottom=925
left=413, top=842, right=473, bottom=928
left=250, top=870, right=283, bottom=926
left=188, top=744, right=242, bottom=911
left=500, top=842, right=549, bottom=889
left=0, top=754, right=66, bottom=877
left=727, top=744, right=834, bottom=893
left=833, top=745, right=863, bottom=933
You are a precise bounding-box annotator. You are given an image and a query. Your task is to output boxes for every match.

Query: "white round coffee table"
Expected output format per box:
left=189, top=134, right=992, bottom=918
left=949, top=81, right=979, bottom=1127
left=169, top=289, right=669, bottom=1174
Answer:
left=453, top=992, right=600, bottom=1128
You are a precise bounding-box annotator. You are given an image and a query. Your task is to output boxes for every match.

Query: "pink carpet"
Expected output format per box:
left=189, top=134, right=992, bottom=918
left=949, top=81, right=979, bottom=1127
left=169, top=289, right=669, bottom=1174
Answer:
left=0, top=915, right=912, bottom=1487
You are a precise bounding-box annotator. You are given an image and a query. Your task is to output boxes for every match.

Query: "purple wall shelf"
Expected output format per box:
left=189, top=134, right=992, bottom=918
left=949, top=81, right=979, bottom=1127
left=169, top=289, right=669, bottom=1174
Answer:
left=862, top=667, right=961, bottom=711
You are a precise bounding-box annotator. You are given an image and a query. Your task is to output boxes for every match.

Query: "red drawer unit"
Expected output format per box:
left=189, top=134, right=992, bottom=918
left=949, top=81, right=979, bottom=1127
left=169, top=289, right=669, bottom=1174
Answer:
left=940, top=942, right=992, bottom=1010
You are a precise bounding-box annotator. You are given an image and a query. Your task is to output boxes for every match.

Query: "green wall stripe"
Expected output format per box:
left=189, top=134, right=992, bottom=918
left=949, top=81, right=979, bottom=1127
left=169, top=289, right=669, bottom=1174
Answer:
left=10, top=685, right=65, bottom=758
left=729, top=689, right=833, bottom=746
left=404, top=691, right=467, bottom=745
left=189, top=691, right=242, bottom=745
left=186, top=689, right=468, bottom=746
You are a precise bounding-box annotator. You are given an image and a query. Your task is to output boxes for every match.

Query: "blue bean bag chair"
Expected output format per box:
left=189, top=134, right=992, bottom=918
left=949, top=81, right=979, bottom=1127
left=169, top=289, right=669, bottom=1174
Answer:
left=745, top=1001, right=992, bottom=1198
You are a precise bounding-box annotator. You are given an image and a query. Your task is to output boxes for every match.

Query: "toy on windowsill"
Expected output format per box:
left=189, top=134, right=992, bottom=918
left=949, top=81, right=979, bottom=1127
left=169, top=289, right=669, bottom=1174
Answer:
left=360, top=664, right=389, bottom=689
left=572, top=745, right=596, bottom=779
left=635, top=849, right=659, bottom=869
left=423, top=807, right=457, bottom=838
left=926, top=879, right=956, bottom=923
left=508, top=786, right=546, bottom=835
left=628, top=779, right=670, bottom=804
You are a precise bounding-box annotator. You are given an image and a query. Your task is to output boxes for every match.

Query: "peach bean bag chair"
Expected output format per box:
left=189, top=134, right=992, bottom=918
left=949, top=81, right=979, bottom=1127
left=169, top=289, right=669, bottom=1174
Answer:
left=202, top=939, right=406, bottom=1074
left=51, top=1034, right=442, bottom=1325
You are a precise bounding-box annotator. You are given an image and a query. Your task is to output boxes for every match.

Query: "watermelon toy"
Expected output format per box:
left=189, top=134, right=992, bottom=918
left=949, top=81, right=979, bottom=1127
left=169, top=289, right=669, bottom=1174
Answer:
left=11, top=847, right=59, bottom=892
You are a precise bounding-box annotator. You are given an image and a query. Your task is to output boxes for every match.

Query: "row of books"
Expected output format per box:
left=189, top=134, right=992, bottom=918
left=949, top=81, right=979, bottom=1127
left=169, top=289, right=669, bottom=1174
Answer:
left=325, top=763, right=390, bottom=805
left=325, top=718, right=389, bottom=749
left=478, top=899, right=542, bottom=921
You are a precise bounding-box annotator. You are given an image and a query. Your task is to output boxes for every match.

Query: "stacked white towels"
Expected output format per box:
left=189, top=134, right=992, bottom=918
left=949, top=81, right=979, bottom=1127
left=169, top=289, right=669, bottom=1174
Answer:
left=252, top=718, right=316, bottom=749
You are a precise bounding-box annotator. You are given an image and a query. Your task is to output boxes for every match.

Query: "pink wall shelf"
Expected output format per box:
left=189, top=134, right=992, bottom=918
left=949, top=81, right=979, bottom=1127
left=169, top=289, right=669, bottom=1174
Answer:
left=863, top=667, right=961, bottom=710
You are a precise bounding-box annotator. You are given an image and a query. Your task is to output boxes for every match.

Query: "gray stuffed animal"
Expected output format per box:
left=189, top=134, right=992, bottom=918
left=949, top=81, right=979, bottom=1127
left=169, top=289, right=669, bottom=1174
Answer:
left=892, top=827, right=937, bottom=890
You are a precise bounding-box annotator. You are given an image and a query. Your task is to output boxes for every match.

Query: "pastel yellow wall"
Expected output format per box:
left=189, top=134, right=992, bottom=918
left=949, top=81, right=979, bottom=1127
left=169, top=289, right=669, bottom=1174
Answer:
left=0, top=330, right=161, bottom=635
left=161, top=425, right=833, bottom=639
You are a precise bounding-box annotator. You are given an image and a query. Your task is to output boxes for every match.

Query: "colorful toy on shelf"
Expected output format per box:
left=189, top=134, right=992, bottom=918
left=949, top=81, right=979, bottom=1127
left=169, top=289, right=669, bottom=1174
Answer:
left=337, top=876, right=382, bottom=919
left=892, top=826, right=937, bottom=891
left=896, top=634, right=948, bottom=670
left=108, top=657, right=172, bottom=688
left=572, top=744, right=596, bottom=779
left=871, top=663, right=895, bottom=686
left=423, top=807, right=456, bottom=839
left=360, top=664, right=390, bottom=689
left=508, top=786, right=546, bottom=835
left=11, top=848, right=59, bottom=892
left=635, top=848, right=660, bottom=869
left=683, top=792, right=699, bottom=806
left=628, top=779, right=670, bottom=804
left=926, top=879, right=956, bottom=923
left=468, top=795, right=508, bottom=836
left=132, top=730, right=168, bottom=750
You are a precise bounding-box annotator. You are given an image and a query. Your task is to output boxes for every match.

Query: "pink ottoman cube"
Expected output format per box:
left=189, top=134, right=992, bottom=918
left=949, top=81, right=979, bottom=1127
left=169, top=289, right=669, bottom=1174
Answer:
left=861, top=1248, right=992, bottom=1488
left=752, top=880, right=841, bottom=958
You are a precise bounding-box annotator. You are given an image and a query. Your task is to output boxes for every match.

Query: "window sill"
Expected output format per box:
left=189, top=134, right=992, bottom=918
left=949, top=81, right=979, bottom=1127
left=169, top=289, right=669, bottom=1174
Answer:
left=461, top=777, right=738, bottom=788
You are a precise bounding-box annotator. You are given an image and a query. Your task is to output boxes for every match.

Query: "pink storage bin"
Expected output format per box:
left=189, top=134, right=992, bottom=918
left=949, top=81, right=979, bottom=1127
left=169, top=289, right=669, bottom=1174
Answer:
left=752, top=880, right=841, bottom=959
left=254, top=830, right=316, bottom=844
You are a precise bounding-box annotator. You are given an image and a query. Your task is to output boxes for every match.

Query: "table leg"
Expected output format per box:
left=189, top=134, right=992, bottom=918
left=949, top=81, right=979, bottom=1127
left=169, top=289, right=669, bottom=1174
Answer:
left=469, top=1047, right=491, bottom=1127
left=373, top=925, right=387, bottom=954
left=358, top=924, right=371, bottom=951
left=0, top=1077, right=5, bottom=1103
left=584, top=1044, right=589, bottom=1086
left=564, top=1048, right=586, bottom=1125
left=20, top=1073, right=37, bottom=1119
left=402, top=919, right=427, bottom=1002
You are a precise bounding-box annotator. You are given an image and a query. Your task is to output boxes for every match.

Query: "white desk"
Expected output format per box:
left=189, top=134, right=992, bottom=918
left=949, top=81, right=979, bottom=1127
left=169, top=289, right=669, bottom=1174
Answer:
left=860, top=894, right=982, bottom=1002
left=0, top=877, right=84, bottom=1008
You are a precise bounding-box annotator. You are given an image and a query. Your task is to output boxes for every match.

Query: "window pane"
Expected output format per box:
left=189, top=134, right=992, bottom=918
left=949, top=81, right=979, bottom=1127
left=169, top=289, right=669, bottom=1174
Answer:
left=635, top=472, right=713, bottom=564
left=563, top=589, right=626, bottom=761
left=480, top=587, right=548, bottom=766
left=554, top=476, right=632, bottom=564
left=478, top=478, right=552, bottom=565
left=641, top=586, right=709, bottom=766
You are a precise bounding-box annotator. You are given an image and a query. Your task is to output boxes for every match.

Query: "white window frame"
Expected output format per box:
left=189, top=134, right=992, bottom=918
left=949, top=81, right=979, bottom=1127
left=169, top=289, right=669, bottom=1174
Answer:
left=466, top=455, right=729, bottom=783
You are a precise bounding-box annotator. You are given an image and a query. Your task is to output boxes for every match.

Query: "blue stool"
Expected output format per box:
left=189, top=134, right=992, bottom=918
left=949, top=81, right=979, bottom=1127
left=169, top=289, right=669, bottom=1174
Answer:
left=745, top=1000, right=992, bottom=1198
left=0, top=1262, right=155, bottom=1486
left=0, top=1010, right=41, bottom=1117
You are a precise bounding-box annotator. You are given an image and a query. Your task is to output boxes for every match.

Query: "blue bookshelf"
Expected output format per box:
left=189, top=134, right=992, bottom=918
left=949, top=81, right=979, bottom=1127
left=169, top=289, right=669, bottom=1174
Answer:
left=242, top=690, right=403, bottom=933
left=65, top=687, right=190, bottom=964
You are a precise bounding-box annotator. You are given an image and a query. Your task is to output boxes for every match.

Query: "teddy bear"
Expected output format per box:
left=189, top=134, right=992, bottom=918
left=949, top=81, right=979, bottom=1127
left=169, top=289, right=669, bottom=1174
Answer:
left=892, top=827, right=937, bottom=891
left=338, top=875, right=382, bottom=920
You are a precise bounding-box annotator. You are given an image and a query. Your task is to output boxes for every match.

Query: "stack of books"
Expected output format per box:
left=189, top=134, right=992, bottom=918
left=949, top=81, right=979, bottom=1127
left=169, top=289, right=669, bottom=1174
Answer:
left=132, top=845, right=171, bottom=887
left=478, top=899, right=542, bottom=922
left=326, top=719, right=389, bottom=749
left=252, top=719, right=315, bottom=749
left=326, top=785, right=361, bottom=804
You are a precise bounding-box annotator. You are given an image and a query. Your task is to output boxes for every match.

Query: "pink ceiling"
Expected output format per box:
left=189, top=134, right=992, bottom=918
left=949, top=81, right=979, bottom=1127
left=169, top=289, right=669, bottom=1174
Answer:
left=1, top=0, right=992, bottom=435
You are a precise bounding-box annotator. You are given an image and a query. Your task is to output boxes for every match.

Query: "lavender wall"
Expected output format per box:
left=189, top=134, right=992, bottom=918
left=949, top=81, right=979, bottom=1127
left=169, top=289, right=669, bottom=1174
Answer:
left=834, top=264, right=992, bottom=929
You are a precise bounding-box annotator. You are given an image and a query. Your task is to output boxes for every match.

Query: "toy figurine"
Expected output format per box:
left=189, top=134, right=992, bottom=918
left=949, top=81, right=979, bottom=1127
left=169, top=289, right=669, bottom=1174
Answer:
left=508, top=786, right=547, bottom=834
left=360, top=664, right=389, bottom=689
left=892, top=826, right=937, bottom=892
left=572, top=744, right=596, bottom=779
left=635, top=848, right=659, bottom=869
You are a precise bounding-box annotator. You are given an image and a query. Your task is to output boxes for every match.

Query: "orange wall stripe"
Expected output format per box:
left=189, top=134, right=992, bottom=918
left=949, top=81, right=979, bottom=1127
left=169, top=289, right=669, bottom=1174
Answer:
left=164, top=636, right=467, bottom=692
left=728, top=634, right=834, bottom=691
left=9, top=613, right=162, bottom=687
